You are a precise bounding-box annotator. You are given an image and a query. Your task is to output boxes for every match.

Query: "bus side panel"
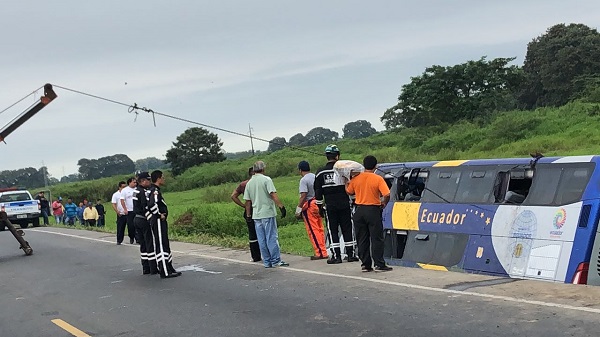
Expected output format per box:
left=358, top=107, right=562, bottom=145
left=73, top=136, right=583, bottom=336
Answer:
left=491, top=203, right=582, bottom=283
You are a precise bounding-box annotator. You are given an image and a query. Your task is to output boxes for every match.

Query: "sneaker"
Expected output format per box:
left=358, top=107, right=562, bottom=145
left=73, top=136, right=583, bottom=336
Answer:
left=327, top=258, right=342, bottom=265
left=310, top=256, right=327, bottom=260
left=252, top=258, right=262, bottom=262
left=345, top=256, right=359, bottom=262
left=375, top=265, right=393, bottom=272
left=264, top=265, right=273, bottom=268
left=361, top=266, right=373, bottom=272
left=274, top=261, right=289, bottom=267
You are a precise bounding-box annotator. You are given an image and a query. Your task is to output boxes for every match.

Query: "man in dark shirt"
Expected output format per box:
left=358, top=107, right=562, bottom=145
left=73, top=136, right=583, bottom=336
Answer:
left=148, top=170, right=181, bottom=278
left=231, top=167, right=262, bottom=262
left=35, top=191, right=50, bottom=226
left=95, top=199, right=106, bottom=227
left=314, top=145, right=358, bottom=264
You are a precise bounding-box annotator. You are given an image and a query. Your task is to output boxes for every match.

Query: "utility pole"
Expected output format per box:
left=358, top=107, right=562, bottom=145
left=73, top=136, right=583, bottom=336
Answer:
left=41, top=160, right=48, bottom=189
left=248, top=123, right=255, bottom=156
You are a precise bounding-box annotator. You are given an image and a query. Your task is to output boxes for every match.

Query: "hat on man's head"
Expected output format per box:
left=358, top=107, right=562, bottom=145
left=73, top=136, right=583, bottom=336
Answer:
left=324, top=144, right=340, bottom=156
left=137, top=171, right=151, bottom=180
left=298, top=160, right=310, bottom=172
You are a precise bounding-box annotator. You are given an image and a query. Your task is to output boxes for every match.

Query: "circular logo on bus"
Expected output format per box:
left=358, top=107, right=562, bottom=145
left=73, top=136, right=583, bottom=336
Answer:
left=553, top=208, right=567, bottom=229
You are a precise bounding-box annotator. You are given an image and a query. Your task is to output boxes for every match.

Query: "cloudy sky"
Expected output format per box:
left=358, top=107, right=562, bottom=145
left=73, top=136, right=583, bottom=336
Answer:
left=1, top=1, right=598, bottom=178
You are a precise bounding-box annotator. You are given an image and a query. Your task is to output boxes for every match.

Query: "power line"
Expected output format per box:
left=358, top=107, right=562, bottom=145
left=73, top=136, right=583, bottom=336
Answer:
left=51, top=84, right=323, bottom=156
left=0, top=85, right=44, bottom=117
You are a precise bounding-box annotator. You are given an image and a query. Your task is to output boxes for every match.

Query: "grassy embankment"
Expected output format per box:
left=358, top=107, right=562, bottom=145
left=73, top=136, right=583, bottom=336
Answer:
left=46, top=101, right=600, bottom=257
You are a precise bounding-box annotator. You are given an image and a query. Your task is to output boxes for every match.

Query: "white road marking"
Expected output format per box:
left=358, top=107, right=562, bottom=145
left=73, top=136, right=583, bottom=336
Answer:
left=177, top=264, right=222, bottom=274
left=31, top=229, right=600, bottom=314
left=111, top=280, right=123, bottom=284
left=99, top=295, right=113, bottom=299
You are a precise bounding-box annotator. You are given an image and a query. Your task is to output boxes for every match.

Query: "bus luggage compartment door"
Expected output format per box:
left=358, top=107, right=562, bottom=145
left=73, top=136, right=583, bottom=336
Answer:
left=402, top=231, right=468, bottom=267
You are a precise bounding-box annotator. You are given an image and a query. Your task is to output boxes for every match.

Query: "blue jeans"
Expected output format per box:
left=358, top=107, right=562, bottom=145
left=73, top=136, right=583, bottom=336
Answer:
left=254, top=217, right=282, bottom=267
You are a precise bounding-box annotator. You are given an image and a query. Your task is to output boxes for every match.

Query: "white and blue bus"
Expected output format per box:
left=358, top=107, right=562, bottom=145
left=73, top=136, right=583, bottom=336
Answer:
left=379, top=155, right=600, bottom=285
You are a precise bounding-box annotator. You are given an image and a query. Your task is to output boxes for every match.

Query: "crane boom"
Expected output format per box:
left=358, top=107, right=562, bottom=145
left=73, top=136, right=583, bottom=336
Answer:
left=0, top=83, right=57, bottom=142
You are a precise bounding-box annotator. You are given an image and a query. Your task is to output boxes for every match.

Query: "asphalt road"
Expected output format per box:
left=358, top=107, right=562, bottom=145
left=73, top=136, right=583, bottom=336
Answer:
left=0, top=228, right=598, bottom=337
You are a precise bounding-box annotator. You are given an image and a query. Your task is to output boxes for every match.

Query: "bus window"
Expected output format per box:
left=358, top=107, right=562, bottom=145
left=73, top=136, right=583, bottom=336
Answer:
left=554, top=166, right=592, bottom=205
left=505, top=169, right=534, bottom=204
left=524, top=167, right=562, bottom=205
left=454, top=169, right=496, bottom=204
left=421, top=169, right=461, bottom=203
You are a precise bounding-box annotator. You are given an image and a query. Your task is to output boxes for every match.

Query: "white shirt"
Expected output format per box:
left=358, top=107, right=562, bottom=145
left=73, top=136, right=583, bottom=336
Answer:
left=120, top=186, right=135, bottom=211
left=111, top=190, right=125, bottom=214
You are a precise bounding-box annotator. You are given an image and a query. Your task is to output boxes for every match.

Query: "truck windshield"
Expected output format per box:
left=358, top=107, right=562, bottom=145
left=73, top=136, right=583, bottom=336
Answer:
left=0, top=193, right=30, bottom=202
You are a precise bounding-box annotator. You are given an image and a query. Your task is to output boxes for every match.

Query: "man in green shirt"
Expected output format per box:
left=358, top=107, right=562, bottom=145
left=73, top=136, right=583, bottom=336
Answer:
left=243, top=161, right=289, bottom=268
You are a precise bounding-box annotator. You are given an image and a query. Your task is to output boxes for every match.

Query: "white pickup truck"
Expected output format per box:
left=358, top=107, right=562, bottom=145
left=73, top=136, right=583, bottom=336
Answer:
left=0, top=188, right=40, bottom=229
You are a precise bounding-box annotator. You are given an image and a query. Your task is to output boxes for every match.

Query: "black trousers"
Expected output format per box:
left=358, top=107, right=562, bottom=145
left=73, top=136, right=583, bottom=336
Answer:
left=151, top=217, right=177, bottom=276
left=134, top=217, right=157, bottom=273
left=354, top=205, right=385, bottom=269
left=116, top=214, right=128, bottom=244
left=247, top=220, right=262, bottom=262
left=324, top=205, right=355, bottom=259
left=126, top=212, right=136, bottom=242
left=243, top=211, right=262, bottom=262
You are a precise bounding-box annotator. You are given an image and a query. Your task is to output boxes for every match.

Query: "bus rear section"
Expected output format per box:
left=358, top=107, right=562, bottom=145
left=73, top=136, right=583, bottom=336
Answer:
left=380, top=156, right=600, bottom=285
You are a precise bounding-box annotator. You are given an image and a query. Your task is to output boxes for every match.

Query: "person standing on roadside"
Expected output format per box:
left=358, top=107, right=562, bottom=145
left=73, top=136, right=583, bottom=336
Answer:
left=52, top=197, right=64, bottom=225
left=132, top=172, right=158, bottom=275
left=231, top=167, right=262, bottom=263
left=95, top=199, right=106, bottom=228
left=64, top=198, right=78, bottom=226
left=112, top=181, right=127, bottom=245
left=35, top=191, right=50, bottom=226
left=346, top=155, right=393, bottom=272
left=120, top=178, right=138, bottom=244
left=314, top=145, right=358, bottom=264
left=83, top=202, right=99, bottom=226
left=243, top=161, right=289, bottom=268
left=147, top=170, right=181, bottom=278
left=295, top=161, right=328, bottom=260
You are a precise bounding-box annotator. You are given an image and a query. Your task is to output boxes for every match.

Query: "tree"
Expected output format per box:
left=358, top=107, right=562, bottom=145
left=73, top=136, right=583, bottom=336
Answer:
left=303, top=127, right=339, bottom=146
left=135, top=157, right=170, bottom=171
left=519, top=23, right=600, bottom=109
left=0, top=167, right=49, bottom=188
left=288, top=133, right=306, bottom=146
left=165, top=127, right=226, bottom=175
left=78, top=154, right=135, bottom=180
left=342, top=120, right=377, bottom=139
left=267, top=137, right=287, bottom=152
left=60, top=174, right=80, bottom=183
left=381, top=57, right=523, bottom=129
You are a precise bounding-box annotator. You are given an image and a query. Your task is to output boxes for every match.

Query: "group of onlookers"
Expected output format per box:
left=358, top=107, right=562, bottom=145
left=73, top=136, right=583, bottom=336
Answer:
left=36, top=191, right=105, bottom=227
left=232, top=144, right=393, bottom=273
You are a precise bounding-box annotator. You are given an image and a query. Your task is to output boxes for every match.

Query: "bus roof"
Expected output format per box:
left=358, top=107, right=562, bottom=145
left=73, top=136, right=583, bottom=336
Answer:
left=378, top=155, right=599, bottom=170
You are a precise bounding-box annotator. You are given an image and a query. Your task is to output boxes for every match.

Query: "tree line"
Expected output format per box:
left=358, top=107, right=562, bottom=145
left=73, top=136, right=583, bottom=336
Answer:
left=380, top=23, right=600, bottom=129
left=0, top=156, right=170, bottom=188
left=267, top=120, right=378, bottom=152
